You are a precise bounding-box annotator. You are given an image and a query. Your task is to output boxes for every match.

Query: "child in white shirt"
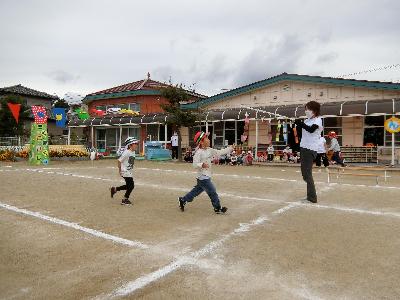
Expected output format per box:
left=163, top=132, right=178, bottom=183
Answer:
left=178, top=131, right=233, bottom=214
left=110, top=137, right=138, bottom=205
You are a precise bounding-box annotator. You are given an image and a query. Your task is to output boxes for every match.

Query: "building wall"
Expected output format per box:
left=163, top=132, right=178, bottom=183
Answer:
left=88, top=95, right=169, bottom=114
left=342, top=116, right=364, bottom=146
left=203, top=81, right=400, bottom=110
left=180, top=127, right=189, bottom=148
left=25, top=96, right=53, bottom=110
left=248, top=120, right=268, bottom=146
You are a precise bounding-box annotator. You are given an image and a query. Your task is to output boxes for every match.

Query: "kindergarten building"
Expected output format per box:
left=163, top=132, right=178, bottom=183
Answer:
left=69, top=72, right=400, bottom=163
left=68, top=74, right=206, bottom=155
left=182, top=73, right=400, bottom=163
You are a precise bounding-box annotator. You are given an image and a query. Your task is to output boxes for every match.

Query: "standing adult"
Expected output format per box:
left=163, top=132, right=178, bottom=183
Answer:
left=295, top=101, right=322, bottom=203
left=171, top=131, right=179, bottom=160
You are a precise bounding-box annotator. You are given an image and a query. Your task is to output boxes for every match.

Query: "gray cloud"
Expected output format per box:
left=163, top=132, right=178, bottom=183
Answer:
left=0, top=0, right=399, bottom=97
left=233, top=35, right=307, bottom=86
left=46, top=70, right=79, bottom=84
left=315, top=53, right=339, bottom=64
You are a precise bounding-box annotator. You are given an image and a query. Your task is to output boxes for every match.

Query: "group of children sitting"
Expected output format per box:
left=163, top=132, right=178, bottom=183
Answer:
left=184, top=147, right=254, bottom=165
left=183, top=130, right=344, bottom=167
left=257, top=145, right=301, bottom=163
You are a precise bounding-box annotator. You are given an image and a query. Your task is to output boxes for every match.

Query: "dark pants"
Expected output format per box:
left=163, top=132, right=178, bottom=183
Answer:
left=316, top=153, right=329, bottom=167
left=332, top=151, right=345, bottom=167
left=117, top=177, right=134, bottom=199
left=300, top=148, right=317, bottom=202
left=182, top=178, right=221, bottom=209
left=267, top=154, right=274, bottom=161
left=172, top=146, right=178, bottom=159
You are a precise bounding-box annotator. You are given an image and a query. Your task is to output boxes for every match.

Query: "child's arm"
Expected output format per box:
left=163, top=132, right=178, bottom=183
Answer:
left=117, top=152, right=127, bottom=176
left=210, top=145, right=233, bottom=157
left=117, top=160, right=122, bottom=176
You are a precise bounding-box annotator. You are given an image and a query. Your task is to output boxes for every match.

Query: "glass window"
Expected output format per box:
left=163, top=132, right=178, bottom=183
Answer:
left=129, top=127, right=140, bottom=139
left=129, top=103, right=141, bottom=112
left=106, top=128, right=117, bottom=148
left=225, top=121, right=235, bottom=129
left=146, top=124, right=159, bottom=141
left=323, top=117, right=342, bottom=128
left=365, top=116, right=384, bottom=127
left=96, top=129, right=106, bottom=150
left=363, top=116, right=385, bottom=146
left=236, top=121, right=245, bottom=145
left=119, top=103, right=129, bottom=110
left=364, top=128, right=384, bottom=146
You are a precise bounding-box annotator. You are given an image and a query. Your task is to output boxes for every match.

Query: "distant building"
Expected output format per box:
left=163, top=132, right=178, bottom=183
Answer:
left=70, top=74, right=206, bottom=154
left=182, top=73, right=400, bottom=163
left=0, top=84, right=66, bottom=142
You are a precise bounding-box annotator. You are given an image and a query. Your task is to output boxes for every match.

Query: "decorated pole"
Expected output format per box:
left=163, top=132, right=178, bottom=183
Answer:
left=29, top=106, right=49, bottom=165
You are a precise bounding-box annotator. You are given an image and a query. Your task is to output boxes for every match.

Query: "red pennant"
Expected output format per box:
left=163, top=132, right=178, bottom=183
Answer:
left=7, top=103, right=21, bottom=124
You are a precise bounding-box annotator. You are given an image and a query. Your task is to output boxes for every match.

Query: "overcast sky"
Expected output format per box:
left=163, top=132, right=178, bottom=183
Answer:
left=1, top=0, right=399, bottom=98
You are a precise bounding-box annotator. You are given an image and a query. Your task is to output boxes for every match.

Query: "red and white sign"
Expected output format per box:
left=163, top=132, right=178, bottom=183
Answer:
left=31, top=105, right=48, bottom=124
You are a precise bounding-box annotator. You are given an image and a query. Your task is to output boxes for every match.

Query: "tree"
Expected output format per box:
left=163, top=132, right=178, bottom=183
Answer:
left=0, top=95, right=29, bottom=137
left=52, top=98, right=69, bottom=108
left=160, top=84, right=198, bottom=161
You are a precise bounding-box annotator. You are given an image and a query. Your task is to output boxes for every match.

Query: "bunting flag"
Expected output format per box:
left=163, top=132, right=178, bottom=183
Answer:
left=52, top=108, right=67, bottom=128
left=293, top=124, right=299, bottom=144
left=283, top=122, right=288, bottom=143
left=276, top=121, right=281, bottom=142
left=31, top=105, right=48, bottom=124
left=75, top=108, right=89, bottom=120
left=7, top=102, right=21, bottom=123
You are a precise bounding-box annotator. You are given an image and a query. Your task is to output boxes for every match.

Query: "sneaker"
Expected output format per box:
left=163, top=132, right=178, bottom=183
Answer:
left=178, top=197, right=186, bottom=212
left=300, top=198, right=317, bottom=204
left=110, top=187, right=117, bottom=198
left=214, top=206, right=228, bottom=214
left=121, top=198, right=132, bottom=205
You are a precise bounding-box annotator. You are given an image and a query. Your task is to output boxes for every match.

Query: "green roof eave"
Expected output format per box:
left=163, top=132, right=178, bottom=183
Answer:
left=182, top=73, right=400, bottom=109
left=84, top=89, right=162, bottom=103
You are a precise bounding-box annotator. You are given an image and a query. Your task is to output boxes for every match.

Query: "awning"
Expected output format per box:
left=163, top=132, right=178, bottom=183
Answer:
left=366, top=99, right=398, bottom=115
left=68, top=99, right=400, bottom=127
left=320, top=102, right=343, bottom=117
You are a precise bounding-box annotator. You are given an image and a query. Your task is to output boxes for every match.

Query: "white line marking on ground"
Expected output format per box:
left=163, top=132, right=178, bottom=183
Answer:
left=97, top=203, right=299, bottom=299
left=0, top=167, right=400, bottom=190
left=0, top=202, right=149, bottom=250
left=2, top=167, right=400, bottom=190
left=5, top=169, right=400, bottom=218
left=133, top=167, right=400, bottom=190
left=306, top=203, right=400, bottom=218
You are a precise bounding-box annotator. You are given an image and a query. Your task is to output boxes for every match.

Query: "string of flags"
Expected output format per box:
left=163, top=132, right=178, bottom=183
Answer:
left=7, top=103, right=21, bottom=123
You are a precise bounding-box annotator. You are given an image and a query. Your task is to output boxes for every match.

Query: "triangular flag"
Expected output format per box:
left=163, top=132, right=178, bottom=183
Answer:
left=7, top=103, right=21, bottom=124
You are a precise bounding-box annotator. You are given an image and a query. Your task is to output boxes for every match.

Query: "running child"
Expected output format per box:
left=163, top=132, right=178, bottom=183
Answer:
left=178, top=131, right=233, bottom=214
left=316, top=135, right=329, bottom=168
left=110, top=137, right=138, bottom=205
left=328, top=131, right=345, bottom=167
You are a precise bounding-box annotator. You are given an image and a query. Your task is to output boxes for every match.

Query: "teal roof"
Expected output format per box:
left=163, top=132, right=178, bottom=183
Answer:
left=182, top=73, right=400, bottom=110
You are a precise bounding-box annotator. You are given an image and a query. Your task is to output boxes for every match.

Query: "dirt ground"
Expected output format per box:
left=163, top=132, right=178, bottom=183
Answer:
left=1, top=159, right=400, bottom=299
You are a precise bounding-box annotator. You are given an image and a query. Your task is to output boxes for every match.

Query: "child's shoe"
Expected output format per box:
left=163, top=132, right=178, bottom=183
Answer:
left=214, top=206, right=228, bottom=214
left=121, top=198, right=132, bottom=205
left=178, top=197, right=186, bottom=212
left=110, top=187, right=117, bottom=198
